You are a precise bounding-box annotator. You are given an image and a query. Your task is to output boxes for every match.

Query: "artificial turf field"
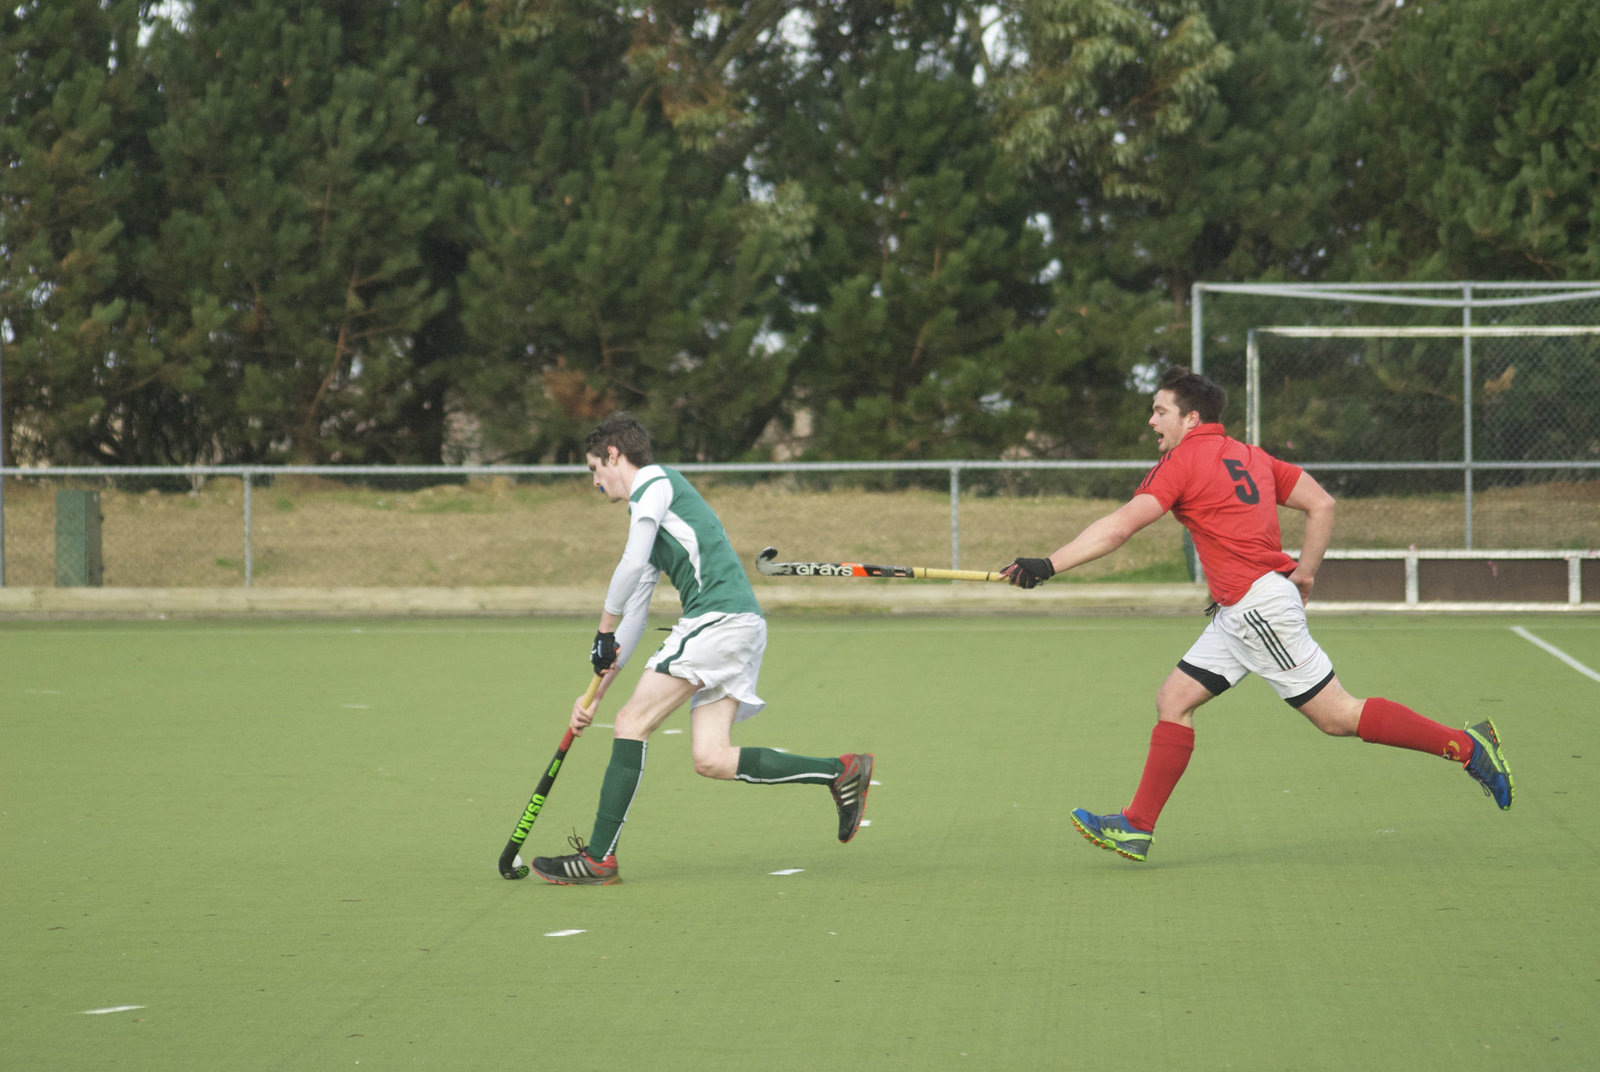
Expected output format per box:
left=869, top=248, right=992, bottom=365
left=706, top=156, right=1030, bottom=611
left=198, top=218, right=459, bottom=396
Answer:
left=4, top=613, right=1597, bottom=1071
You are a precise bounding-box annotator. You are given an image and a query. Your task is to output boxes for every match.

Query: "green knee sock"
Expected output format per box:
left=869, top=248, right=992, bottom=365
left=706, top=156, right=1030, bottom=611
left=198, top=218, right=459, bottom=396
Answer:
left=735, top=747, right=842, bottom=785
left=588, top=738, right=645, bottom=859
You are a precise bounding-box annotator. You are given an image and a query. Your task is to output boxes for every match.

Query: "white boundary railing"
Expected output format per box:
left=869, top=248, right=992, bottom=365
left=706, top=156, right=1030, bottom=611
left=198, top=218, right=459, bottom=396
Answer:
left=1310, top=548, right=1600, bottom=609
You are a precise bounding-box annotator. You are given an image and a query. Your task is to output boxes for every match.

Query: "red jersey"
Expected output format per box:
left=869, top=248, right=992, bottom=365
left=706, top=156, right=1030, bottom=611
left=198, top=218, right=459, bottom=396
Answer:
left=1135, top=424, right=1304, bottom=606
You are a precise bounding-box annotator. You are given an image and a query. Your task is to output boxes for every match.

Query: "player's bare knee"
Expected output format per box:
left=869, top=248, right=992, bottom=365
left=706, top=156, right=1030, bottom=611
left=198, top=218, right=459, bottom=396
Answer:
left=1155, top=668, right=1211, bottom=726
left=691, top=748, right=736, bottom=780
left=1310, top=713, right=1355, bottom=737
left=1297, top=694, right=1362, bottom=737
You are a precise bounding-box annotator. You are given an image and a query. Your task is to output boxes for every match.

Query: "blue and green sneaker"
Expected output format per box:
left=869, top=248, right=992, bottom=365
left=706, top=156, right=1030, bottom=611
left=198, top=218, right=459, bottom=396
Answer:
left=1069, top=809, right=1153, bottom=862
left=1463, top=720, right=1513, bottom=810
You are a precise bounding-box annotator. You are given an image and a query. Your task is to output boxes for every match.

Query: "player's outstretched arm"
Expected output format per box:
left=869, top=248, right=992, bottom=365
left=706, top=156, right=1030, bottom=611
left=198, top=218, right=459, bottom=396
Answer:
left=1004, top=494, right=1166, bottom=586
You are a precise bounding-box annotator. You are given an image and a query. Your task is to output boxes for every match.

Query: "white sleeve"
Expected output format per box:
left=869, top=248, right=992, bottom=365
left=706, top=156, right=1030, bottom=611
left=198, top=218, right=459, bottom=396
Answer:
left=604, top=514, right=659, bottom=617
left=611, top=567, right=656, bottom=669
left=604, top=474, right=671, bottom=616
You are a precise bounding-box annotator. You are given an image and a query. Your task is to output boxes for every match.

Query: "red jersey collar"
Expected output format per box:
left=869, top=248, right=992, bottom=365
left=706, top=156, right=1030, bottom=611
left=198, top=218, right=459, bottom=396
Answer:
left=1179, top=422, right=1226, bottom=444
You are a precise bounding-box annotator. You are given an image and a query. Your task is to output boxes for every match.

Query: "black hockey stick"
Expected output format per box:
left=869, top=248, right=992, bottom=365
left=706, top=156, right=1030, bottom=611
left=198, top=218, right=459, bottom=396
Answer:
left=496, top=674, right=602, bottom=880
left=754, top=546, right=1007, bottom=583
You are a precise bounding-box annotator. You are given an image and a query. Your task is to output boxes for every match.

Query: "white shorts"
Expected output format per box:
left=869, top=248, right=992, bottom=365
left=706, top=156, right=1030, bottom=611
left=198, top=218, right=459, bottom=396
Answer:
left=1178, top=572, right=1336, bottom=707
left=645, top=611, right=768, bottom=722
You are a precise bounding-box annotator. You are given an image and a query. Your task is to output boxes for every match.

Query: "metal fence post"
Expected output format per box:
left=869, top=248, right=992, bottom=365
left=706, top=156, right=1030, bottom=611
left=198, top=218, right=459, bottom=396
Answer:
left=949, top=465, right=960, bottom=570
left=1462, top=282, right=1475, bottom=550
left=244, top=471, right=254, bottom=587
left=1, top=333, right=6, bottom=587
left=1245, top=328, right=1260, bottom=445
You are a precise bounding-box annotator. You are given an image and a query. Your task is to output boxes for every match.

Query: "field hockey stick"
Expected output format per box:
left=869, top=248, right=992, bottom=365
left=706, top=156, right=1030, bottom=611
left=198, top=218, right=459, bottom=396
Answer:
left=754, top=546, right=1008, bottom=583
left=496, top=674, right=603, bottom=880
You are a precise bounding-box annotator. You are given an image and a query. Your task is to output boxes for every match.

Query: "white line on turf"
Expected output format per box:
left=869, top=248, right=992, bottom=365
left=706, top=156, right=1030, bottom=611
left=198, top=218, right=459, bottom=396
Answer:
left=81, top=1006, right=144, bottom=1015
left=1511, top=626, right=1600, bottom=684
left=544, top=930, right=585, bottom=938
left=769, top=868, right=804, bottom=876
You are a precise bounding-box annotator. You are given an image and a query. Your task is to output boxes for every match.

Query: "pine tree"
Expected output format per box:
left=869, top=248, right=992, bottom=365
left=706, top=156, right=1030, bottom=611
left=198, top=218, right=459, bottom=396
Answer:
left=0, top=0, right=181, bottom=465
left=461, top=101, right=787, bottom=462
left=145, top=0, right=455, bottom=462
left=748, top=11, right=1054, bottom=460
left=1350, top=0, right=1600, bottom=279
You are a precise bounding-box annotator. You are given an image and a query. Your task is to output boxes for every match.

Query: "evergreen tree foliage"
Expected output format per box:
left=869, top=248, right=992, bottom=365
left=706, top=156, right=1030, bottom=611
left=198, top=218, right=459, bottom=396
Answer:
left=0, top=0, right=179, bottom=465
left=145, top=0, right=456, bottom=463
left=985, top=0, right=1233, bottom=203
left=3, top=0, right=1594, bottom=469
left=1351, top=0, right=1600, bottom=279
left=999, top=0, right=1343, bottom=460
left=460, top=102, right=787, bottom=462
left=746, top=7, right=1056, bottom=460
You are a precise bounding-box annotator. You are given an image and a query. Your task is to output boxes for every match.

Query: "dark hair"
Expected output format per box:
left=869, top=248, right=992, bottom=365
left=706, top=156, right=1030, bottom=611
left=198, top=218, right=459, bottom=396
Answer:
left=1157, top=366, right=1227, bottom=424
left=583, top=411, right=654, bottom=467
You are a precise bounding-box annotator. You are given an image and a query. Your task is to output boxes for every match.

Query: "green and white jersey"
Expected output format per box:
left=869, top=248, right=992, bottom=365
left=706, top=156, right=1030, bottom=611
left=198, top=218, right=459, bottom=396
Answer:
left=610, top=465, right=761, bottom=620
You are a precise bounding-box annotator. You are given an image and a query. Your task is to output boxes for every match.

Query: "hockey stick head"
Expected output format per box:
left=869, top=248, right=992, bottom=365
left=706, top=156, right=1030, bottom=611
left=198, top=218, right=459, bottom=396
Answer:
left=755, top=546, right=783, bottom=575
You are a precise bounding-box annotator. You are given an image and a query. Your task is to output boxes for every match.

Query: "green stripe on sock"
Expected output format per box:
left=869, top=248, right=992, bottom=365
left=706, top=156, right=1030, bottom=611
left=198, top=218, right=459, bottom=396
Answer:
left=589, top=738, right=646, bottom=858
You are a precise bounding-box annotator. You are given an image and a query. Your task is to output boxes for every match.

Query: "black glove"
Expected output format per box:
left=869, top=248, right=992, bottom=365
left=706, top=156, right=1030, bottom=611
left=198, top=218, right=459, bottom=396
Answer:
left=590, top=630, right=619, bottom=674
left=1005, top=557, right=1056, bottom=589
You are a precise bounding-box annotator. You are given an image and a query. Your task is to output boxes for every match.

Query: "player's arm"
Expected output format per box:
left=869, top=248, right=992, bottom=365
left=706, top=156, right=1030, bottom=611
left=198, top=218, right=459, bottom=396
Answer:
left=577, top=514, right=661, bottom=732
left=1282, top=471, right=1335, bottom=603
left=1004, top=494, right=1167, bottom=587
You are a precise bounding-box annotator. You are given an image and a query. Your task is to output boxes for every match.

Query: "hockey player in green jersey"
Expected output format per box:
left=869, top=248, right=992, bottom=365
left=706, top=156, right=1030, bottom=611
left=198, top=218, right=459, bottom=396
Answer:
left=529, top=412, right=873, bottom=885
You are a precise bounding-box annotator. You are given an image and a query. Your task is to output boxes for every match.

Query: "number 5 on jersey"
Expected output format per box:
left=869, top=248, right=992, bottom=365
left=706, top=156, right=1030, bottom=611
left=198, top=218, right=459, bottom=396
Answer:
left=1223, top=458, right=1260, bottom=504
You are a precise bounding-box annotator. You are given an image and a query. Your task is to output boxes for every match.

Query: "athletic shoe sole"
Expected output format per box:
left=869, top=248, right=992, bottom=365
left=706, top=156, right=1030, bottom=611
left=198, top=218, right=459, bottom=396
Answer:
left=1069, top=809, right=1152, bottom=862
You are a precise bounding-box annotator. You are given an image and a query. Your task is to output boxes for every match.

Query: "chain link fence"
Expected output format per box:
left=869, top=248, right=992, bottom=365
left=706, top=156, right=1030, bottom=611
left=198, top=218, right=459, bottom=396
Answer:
left=1193, top=282, right=1600, bottom=549
left=4, top=281, right=1599, bottom=591
left=0, top=463, right=1179, bottom=589
left=2, top=454, right=1598, bottom=593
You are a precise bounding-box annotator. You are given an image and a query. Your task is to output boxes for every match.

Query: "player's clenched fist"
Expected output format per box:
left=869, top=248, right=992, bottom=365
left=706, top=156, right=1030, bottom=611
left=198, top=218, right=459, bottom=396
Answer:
left=1003, top=557, right=1056, bottom=589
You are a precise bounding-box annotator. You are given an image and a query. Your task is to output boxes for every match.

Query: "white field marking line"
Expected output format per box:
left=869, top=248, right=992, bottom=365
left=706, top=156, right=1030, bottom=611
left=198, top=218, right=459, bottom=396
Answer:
left=769, top=868, right=804, bottom=876
left=544, top=929, right=586, bottom=938
left=81, top=1006, right=145, bottom=1015
left=1511, top=626, right=1600, bottom=684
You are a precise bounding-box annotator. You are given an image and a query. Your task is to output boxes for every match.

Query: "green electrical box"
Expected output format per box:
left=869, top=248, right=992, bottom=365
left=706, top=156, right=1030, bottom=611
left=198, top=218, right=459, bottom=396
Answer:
left=55, top=489, right=104, bottom=587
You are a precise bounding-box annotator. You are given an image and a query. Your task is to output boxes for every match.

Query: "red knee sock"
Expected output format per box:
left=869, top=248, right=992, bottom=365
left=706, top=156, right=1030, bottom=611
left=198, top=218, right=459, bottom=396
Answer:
left=1357, top=697, right=1473, bottom=763
left=1124, top=721, right=1195, bottom=832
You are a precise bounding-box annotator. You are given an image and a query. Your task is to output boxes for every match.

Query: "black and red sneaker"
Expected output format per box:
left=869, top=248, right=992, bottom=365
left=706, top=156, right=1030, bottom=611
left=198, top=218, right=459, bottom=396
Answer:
left=829, top=753, right=874, bottom=843
left=530, top=835, right=621, bottom=885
